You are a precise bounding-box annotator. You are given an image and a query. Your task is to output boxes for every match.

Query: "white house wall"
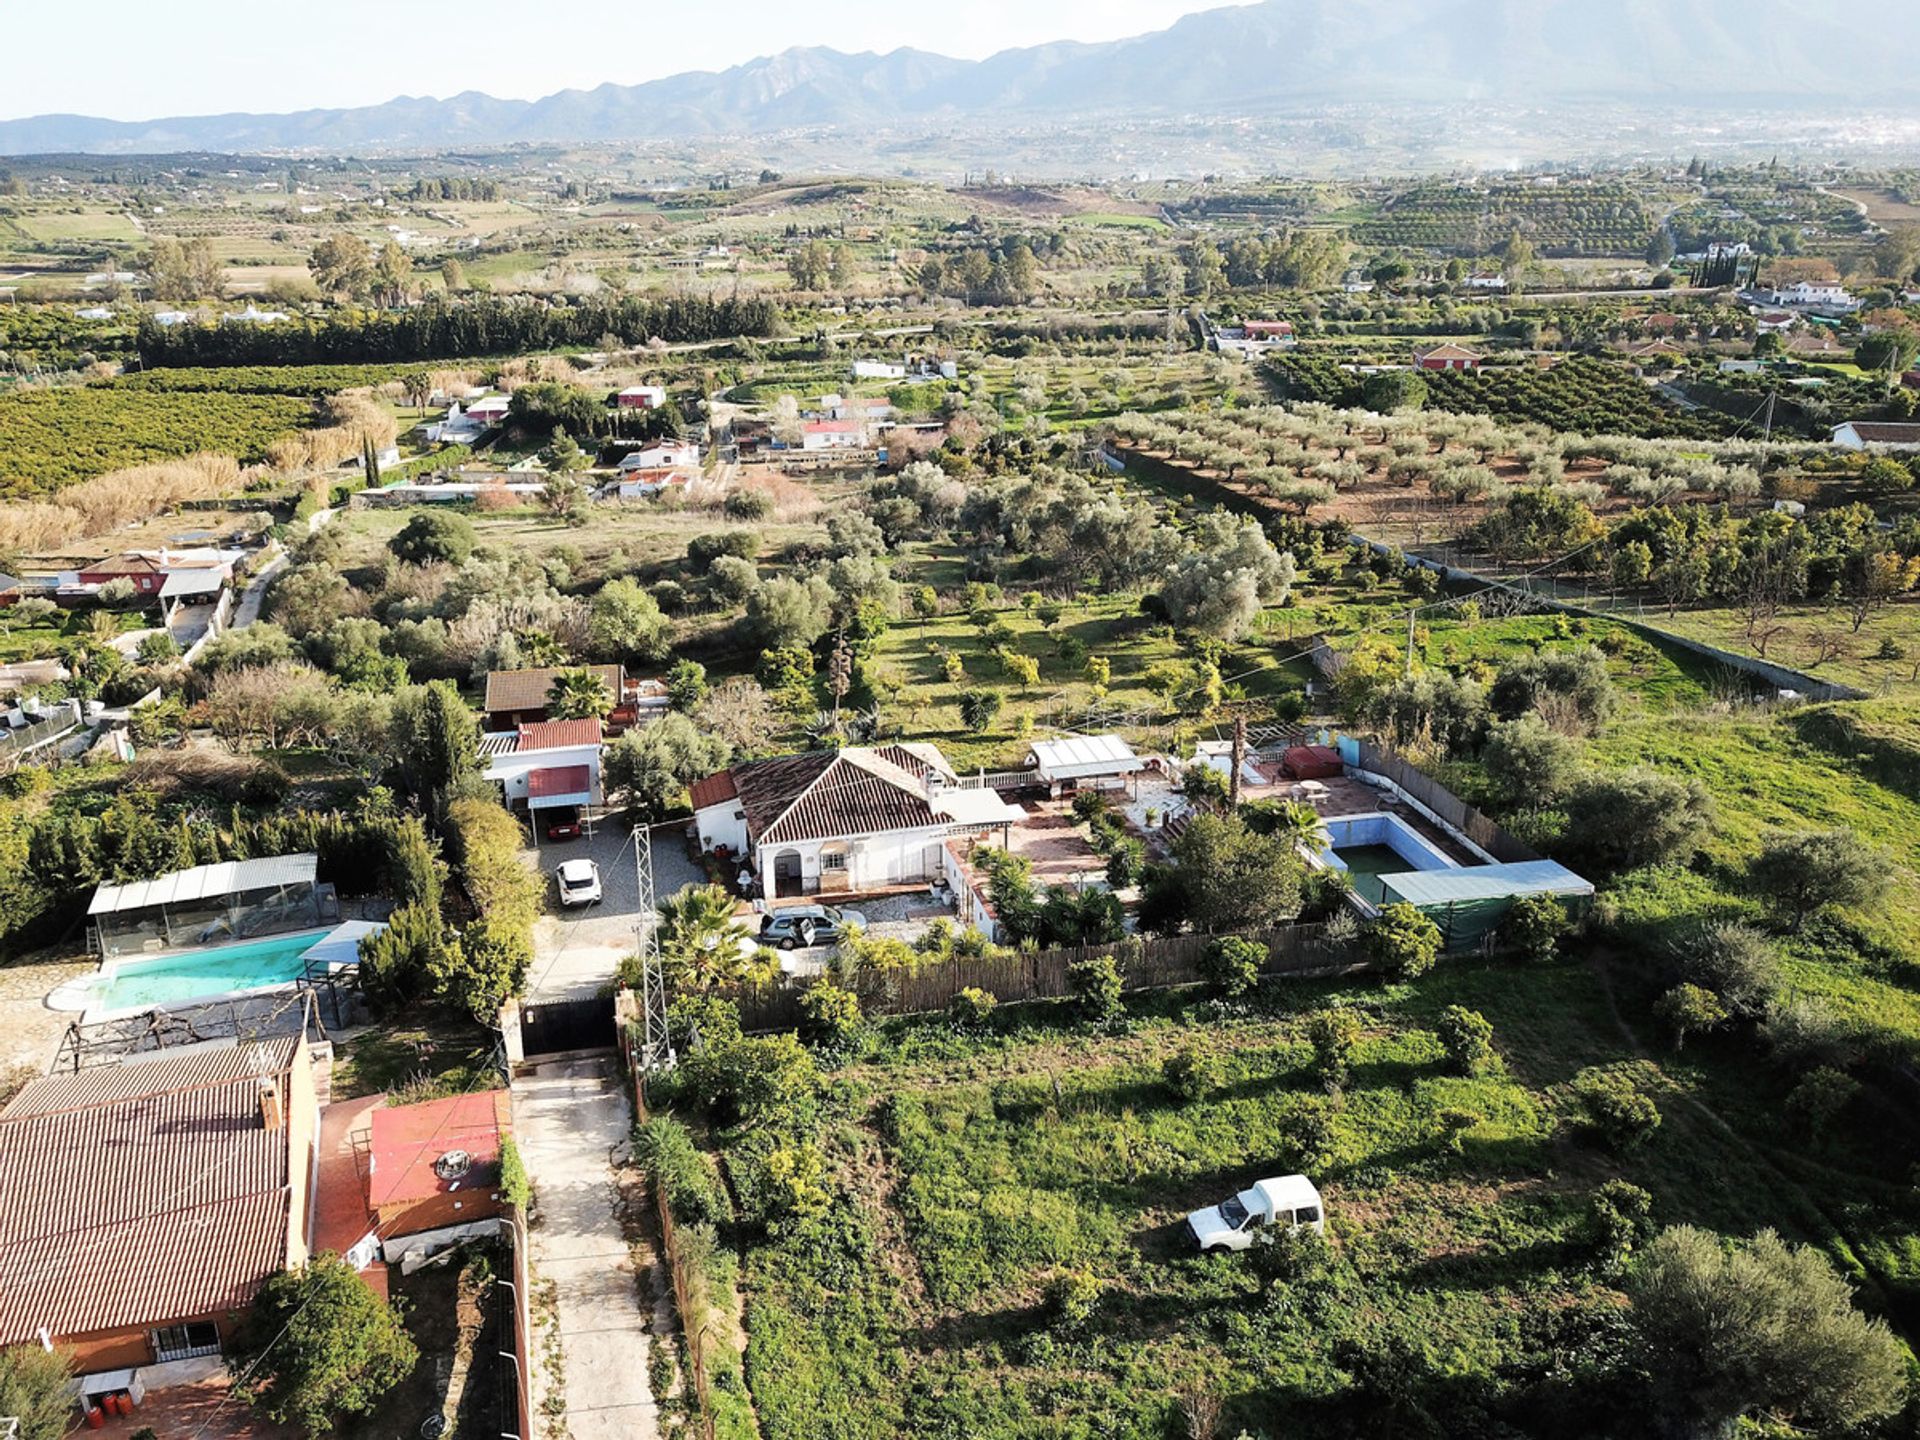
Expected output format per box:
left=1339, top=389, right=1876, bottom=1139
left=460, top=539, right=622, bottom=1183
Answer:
left=485, top=742, right=603, bottom=804
left=695, top=800, right=750, bottom=855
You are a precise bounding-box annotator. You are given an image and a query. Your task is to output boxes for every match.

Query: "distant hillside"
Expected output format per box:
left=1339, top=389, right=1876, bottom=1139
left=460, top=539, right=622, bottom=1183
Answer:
left=4, top=0, right=1918, bottom=155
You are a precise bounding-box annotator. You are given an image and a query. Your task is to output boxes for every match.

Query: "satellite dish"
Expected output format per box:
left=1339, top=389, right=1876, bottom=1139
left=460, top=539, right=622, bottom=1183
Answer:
left=433, top=1149, right=472, bottom=1181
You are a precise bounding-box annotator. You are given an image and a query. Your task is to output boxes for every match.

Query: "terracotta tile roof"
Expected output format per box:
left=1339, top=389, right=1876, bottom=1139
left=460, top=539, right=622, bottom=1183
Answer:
left=516, top=718, right=603, bottom=751
left=1414, top=343, right=1483, bottom=362
left=0, top=1040, right=301, bottom=1344
left=737, top=746, right=950, bottom=847
left=688, top=769, right=739, bottom=811
left=369, top=1091, right=510, bottom=1209
left=483, top=665, right=622, bottom=715
left=528, top=764, right=592, bottom=800
left=82, top=554, right=167, bottom=576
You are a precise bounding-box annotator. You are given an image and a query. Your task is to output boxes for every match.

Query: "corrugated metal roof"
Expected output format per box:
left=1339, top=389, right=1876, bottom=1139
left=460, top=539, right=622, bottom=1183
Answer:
left=1380, top=860, right=1593, bottom=907
left=87, top=853, right=318, bottom=916
left=0, top=1039, right=299, bottom=1344
left=1028, top=734, right=1140, bottom=780
left=528, top=765, right=593, bottom=802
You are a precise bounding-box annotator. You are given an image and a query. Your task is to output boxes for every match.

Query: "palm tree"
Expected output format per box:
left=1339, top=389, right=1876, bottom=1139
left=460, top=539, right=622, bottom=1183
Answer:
left=1266, top=800, right=1329, bottom=855
left=520, top=630, right=568, bottom=667
left=546, top=667, right=612, bottom=721
left=655, top=884, right=765, bottom=991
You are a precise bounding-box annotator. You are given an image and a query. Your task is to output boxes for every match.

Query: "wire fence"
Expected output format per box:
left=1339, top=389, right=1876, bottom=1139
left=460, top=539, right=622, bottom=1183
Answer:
left=731, top=922, right=1361, bottom=1032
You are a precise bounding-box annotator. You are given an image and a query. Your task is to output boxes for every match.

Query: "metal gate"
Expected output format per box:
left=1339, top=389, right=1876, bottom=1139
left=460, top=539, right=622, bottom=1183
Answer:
left=520, top=996, right=617, bottom=1057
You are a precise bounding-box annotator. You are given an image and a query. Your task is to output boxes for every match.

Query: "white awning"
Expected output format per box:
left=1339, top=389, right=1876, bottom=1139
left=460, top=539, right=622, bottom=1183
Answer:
left=88, top=853, right=319, bottom=916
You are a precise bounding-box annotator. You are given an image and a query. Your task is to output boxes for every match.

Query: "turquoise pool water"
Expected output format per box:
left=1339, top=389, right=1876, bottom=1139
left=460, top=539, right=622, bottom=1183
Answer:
left=93, top=928, right=334, bottom=1012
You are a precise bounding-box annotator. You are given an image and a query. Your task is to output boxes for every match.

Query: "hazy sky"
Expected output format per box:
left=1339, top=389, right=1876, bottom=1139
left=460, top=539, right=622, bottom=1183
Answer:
left=6, top=0, right=1221, bottom=121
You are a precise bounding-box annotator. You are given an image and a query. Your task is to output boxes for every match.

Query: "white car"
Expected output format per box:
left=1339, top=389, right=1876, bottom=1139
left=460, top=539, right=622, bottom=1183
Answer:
left=555, top=858, right=603, bottom=908
left=1187, top=1175, right=1325, bottom=1252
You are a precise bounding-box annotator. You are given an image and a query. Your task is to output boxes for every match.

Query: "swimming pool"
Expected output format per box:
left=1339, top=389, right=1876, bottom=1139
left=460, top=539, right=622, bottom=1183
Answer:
left=57, top=922, right=380, bottom=1017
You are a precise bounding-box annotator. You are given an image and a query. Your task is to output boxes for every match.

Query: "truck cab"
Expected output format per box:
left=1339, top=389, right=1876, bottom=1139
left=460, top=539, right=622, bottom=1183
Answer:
left=1187, top=1175, right=1325, bottom=1252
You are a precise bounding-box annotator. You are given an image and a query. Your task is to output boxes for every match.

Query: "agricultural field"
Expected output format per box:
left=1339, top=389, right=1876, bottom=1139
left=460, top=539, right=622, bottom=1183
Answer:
left=0, top=382, right=311, bottom=496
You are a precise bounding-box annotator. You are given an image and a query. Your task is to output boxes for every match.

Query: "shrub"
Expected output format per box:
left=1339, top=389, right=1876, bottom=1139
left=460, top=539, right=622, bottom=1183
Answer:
left=1163, top=1043, right=1223, bottom=1104
left=1653, top=983, right=1728, bottom=1051
left=1570, top=1067, right=1662, bottom=1151
left=1365, top=903, right=1442, bottom=981
left=230, top=1255, right=418, bottom=1433
left=389, top=509, right=475, bottom=566
left=1067, top=951, right=1124, bottom=1023
left=1502, top=893, right=1569, bottom=961
left=1787, top=1066, right=1861, bottom=1140
left=1761, top=997, right=1862, bottom=1074
left=947, top=986, right=998, bottom=1030
left=798, top=980, right=863, bottom=1049
left=1434, top=1005, right=1494, bottom=1074
left=1045, top=1268, right=1103, bottom=1332
left=1562, top=768, right=1712, bottom=874
left=1282, top=1095, right=1338, bottom=1170
left=1481, top=713, right=1584, bottom=805
left=1104, top=837, right=1146, bottom=889
left=1750, top=829, right=1888, bottom=932
left=498, top=1134, right=532, bottom=1211
left=724, top=488, right=774, bottom=521
left=1306, top=1008, right=1361, bottom=1091
left=1667, top=921, right=1779, bottom=1020
left=1586, top=1178, right=1655, bottom=1276
left=1626, top=1225, right=1907, bottom=1437
left=135, top=631, right=180, bottom=665
left=634, top=1115, right=733, bottom=1227
left=1199, top=934, right=1264, bottom=998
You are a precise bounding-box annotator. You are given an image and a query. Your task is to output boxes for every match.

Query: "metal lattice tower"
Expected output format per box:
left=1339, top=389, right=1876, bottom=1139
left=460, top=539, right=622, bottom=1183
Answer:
left=632, top=825, right=675, bottom=1072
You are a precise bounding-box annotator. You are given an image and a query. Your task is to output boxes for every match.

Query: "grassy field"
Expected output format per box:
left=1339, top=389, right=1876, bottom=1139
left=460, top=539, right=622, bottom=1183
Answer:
left=723, top=955, right=1916, bottom=1439
left=1592, top=699, right=1920, bottom=994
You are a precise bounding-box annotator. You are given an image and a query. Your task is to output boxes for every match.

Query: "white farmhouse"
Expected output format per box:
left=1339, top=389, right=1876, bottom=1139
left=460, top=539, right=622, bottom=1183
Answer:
left=691, top=744, right=1022, bottom=900
left=1831, top=421, right=1920, bottom=452
left=481, top=718, right=604, bottom=821
left=850, top=359, right=907, bottom=381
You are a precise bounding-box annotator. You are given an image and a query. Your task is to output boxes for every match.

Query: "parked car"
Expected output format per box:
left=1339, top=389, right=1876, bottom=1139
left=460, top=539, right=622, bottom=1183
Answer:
left=543, top=805, right=584, bottom=841
left=759, top=903, right=867, bottom=949
left=555, top=858, right=603, bottom=908
left=1187, top=1175, right=1325, bottom=1252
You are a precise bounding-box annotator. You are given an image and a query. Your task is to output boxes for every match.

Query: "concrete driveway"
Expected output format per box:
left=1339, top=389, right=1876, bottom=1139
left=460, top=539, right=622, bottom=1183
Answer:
left=512, top=1056, right=659, bottom=1440
left=526, top=818, right=704, bottom=1002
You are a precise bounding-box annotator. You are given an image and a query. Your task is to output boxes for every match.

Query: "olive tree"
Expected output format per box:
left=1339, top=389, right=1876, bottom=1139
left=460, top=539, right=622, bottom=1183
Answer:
left=1625, top=1226, right=1906, bottom=1437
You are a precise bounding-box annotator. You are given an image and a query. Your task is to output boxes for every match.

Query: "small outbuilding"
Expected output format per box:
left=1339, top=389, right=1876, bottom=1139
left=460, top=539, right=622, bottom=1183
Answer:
left=1023, top=734, right=1144, bottom=796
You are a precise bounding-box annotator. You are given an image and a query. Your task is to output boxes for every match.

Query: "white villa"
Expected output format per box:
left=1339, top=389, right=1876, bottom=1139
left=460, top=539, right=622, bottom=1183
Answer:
left=691, top=744, right=1022, bottom=899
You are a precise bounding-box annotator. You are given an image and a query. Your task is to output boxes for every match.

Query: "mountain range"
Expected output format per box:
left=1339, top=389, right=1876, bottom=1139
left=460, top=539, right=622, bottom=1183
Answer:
left=4, top=0, right=1919, bottom=156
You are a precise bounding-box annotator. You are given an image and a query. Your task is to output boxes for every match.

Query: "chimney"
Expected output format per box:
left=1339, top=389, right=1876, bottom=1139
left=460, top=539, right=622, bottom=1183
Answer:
left=258, top=1076, right=283, bottom=1132
left=925, top=769, right=946, bottom=804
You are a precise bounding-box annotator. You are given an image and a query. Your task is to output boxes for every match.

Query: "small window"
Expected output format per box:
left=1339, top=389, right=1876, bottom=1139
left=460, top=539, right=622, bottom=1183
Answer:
left=821, top=852, right=847, bottom=871
left=1294, top=1205, right=1321, bottom=1226
left=152, top=1321, right=221, bottom=1362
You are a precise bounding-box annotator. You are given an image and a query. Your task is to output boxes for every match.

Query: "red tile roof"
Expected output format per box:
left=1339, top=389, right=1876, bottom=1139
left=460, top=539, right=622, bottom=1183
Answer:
left=369, top=1091, right=510, bottom=1209
left=729, top=746, right=953, bottom=847
left=688, top=769, right=739, bottom=811
left=528, top=764, right=593, bottom=800
left=516, top=718, right=603, bottom=751
left=0, top=1039, right=302, bottom=1345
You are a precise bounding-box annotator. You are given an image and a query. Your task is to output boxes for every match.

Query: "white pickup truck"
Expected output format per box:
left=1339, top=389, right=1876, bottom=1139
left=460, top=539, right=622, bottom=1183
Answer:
left=1186, top=1175, right=1326, bottom=1252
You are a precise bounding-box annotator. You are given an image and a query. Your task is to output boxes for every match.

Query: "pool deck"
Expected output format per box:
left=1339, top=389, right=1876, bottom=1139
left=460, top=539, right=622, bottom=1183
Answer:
left=1248, top=773, right=1484, bottom=868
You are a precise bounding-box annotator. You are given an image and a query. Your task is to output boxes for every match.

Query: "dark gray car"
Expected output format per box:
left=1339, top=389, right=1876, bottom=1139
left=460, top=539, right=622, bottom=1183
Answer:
left=759, top=903, right=868, bottom=949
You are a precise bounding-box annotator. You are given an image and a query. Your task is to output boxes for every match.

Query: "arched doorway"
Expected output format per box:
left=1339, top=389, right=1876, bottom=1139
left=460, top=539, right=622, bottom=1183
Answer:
left=772, top=849, right=804, bottom=897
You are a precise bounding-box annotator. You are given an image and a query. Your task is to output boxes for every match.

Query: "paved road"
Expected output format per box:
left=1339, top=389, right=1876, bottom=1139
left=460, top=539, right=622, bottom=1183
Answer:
left=512, top=1057, right=659, bottom=1440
